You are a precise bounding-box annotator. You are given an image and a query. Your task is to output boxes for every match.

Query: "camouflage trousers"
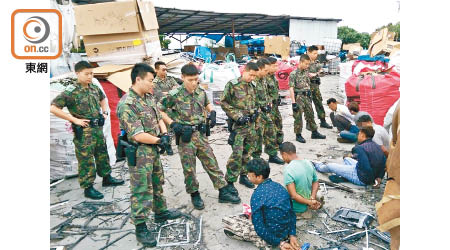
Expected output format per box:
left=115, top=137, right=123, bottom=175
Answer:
left=222, top=214, right=271, bottom=250
left=178, top=131, right=227, bottom=194
left=252, top=113, right=278, bottom=158
left=129, top=145, right=167, bottom=225
left=271, top=104, right=284, bottom=145
left=310, top=83, right=326, bottom=120
left=293, top=95, right=318, bottom=134
left=73, top=127, right=111, bottom=189
left=225, top=123, right=256, bottom=183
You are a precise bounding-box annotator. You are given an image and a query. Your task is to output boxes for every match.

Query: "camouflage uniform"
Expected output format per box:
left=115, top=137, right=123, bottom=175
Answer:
left=160, top=85, right=227, bottom=194
left=289, top=69, right=318, bottom=134
left=116, top=89, right=167, bottom=225
left=51, top=82, right=111, bottom=189
left=251, top=77, right=278, bottom=158
left=308, top=60, right=326, bottom=120
left=153, top=75, right=178, bottom=103
left=266, top=74, right=284, bottom=145
left=222, top=214, right=271, bottom=250
left=220, top=77, right=258, bottom=183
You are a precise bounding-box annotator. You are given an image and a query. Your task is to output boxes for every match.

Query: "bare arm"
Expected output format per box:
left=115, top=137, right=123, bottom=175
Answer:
left=160, top=111, right=174, bottom=126
left=133, top=132, right=160, bottom=145
left=289, top=87, right=296, bottom=103
left=310, top=181, right=319, bottom=200
left=381, top=145, right=389, bottom=157
left=158, top=119, right=168, bottom=134
left=100, top=99, right=108, bottom=113
left=286, top=183, right=313, bottom=206
left=206, top=103, right=214, bottom=113
left=50, top=105, right=89, bottom=127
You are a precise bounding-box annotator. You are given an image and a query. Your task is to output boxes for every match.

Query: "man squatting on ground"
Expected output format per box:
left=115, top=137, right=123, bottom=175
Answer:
left=116, top=63, right=182, bottom=246
left=159, top=63, right=240, bottom=210
left=289, top=54, right=326, bottom=143
left=280, top=142, right=324, bottom=220
left=313, top=126, right=387, bottom=187
left=222, top=159, right=300, bottom=250
left=327, top=97, right=360, bottom=143
left=50, top=61, right=124, bottom=200
left=220, top=62, right=260, bottom=190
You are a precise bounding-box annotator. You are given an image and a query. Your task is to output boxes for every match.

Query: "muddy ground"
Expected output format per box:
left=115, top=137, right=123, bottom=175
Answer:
left=50, top=75, right=389, bottom=250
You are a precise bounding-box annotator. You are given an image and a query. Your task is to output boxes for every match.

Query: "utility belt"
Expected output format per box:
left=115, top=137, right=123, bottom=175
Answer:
left=226, top=110, right=258, bottom=146
left=294, top=89, right=312, bottom=99
left=310, top=78, right=321, bottom=85
left=71, top=116, right=105, bottom=140
left=174, top=123, right=209, bottom=145
left=260, top=104, right=272, bottom=113
left=116, top=130, right=163, bottom=167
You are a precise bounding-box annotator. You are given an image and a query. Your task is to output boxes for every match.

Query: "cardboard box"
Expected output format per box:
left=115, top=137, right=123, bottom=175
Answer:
left=93, top=64, right=134, bottom=79
left=107, top=69, right=133, bottom=92
left=74, top=0, right=158, bottom=36
left=183, top=45, right=197, bottom=52
left=368, top=28, right=397, bottom=57
left=264, top=36, right=290, bottom=59
left=212, top=47, right=230, bottom=61
left=343, top=43, right=363, bottom=55
left=83, top=29, right=159, bottom=57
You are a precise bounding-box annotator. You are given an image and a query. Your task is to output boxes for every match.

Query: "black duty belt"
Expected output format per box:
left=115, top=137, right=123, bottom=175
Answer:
left=89, top=118, right=105, bottom=127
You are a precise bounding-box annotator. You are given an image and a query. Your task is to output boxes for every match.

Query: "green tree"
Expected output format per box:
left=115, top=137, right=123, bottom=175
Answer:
left=159, top=35, right=171, bottom=49
left=338, top=26, right=371, bottom=49
left=376, top=22, right=400, bottom=41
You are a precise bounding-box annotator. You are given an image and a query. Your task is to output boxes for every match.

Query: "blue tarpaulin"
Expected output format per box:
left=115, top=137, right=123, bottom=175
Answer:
left=194, top=46, right=213, bottom=61
left=187, top=34, right=225, bottom=42
left=357, top=55, right=390, bottom=63
left=225, top=35, right=253, bottom=47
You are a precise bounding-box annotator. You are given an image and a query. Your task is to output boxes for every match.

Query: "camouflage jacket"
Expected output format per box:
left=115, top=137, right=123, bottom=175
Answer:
left=153, top=75, right=179, bottom=102
left=116, top=88, right=162, bottom=143
left=265, top=74, right=279, bottom=103
left=51, top=82, right=105, bottom=119
left=220, top=77, right=257, bottom=121
left=254, top=77, right=270, bottom=108
left=308, top=60, right=322, bottom=82
left=159, top=85, right=209, bottom=125
left=289, top=68, right=311, bottom=91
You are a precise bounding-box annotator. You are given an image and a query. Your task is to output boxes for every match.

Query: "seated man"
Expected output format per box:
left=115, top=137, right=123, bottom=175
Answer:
left=313, top=126, right=386, bottom=187
left=280, top=142, right=323, bottom=220
left=357, top=115, right=390, bottom=157
left=348, top=101, right=373, bottom=124
left=327, top=98, right=359, bottom=143
left=222, top=159, right=300, bottom=250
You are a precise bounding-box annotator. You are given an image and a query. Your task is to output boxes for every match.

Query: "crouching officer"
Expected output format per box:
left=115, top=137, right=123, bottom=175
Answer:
left=289, top=54, right=326, bottom=143
left=159, top=63, right=240, bottom=210
left=116, top=63, right=181, bottom=247
left=50, top=61, right=124, bottom=200
left=221, top=62, right=259, bottom=191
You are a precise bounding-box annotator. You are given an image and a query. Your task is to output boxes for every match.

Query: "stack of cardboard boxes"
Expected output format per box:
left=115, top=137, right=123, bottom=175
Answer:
left=74, top=0, right=162, bottom=65
left=368, top=28, right=400, bottom=57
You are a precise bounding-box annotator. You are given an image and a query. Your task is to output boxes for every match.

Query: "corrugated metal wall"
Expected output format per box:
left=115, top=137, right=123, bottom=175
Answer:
left=289, top=19, right=339, bottom=45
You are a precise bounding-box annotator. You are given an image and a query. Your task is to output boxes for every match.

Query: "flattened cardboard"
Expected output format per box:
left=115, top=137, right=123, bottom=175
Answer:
left=107, top=69, right=132, bottom=92
left=264, top=36, right=290, bottom=59
left=136, top=0, right=159, bottom=30
left=93, top=64, right=134, bottom=78
left=368, top=28, right=397, bottom=57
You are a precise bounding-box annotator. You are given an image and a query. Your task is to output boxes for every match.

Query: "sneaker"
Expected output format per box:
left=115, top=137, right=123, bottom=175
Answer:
left=328, top=175, right=349, bottom=183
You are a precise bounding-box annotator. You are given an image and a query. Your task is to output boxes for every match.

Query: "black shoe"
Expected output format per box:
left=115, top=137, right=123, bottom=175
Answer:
left=320, top=119, right=333, bottom=129
left=135, top=223, right=157, bottom=247
left=190, top=192, right=205, bottom=210
left=166, top=144, right=174, bottom=156
left=226, top=182, right=239, bottom=196
left=268, top=155, right=284, bottom=165
left=84, top=186, right=104, bottom=200
left=219, top=186, right=241, bottom=204
left=296, top=134, right=306, bottom=143
left=311, top=130, right=326, bottom=139
left=337, top=137, right=353, bottom=143
left=154, top=209, right=182, bottom=223
left=102, top=174, right=125, bottom=187
left=239, top=175, right=255, bottom=189
left=328, top=175, right=349, bottom=183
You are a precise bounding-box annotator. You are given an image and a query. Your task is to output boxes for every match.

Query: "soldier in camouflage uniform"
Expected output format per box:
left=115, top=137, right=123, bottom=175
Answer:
left=252, top=59, right=284, bottom=165
left=221, top=62, right=260, bottom=190
left=50, top=61, right=124, bottom=200
left=159, top=64, right=240, bottom=210
left=116, top=63, right=181, bottom=247
left=289, top=54, right=327, bottom=143
left=266, top=57, right=285, bottom=147
left=153, top=61, right=180, bottom=155
left=306, top=46, right=333, bottom=129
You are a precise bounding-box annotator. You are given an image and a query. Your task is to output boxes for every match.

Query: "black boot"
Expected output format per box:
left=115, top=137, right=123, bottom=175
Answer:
left=84, top=185, right=104, bottom=200
left=226, top=182, right=239, bottom=195
left=239, top=175, right=255, bottom=188
left=268, top=155, right=284, bottom=165
left=219, top=186, right=241, bottom=204
left=154, top=209, right=182, bottom=223
left=296, top=134, right=306, bottom=143
left=311, top=130, right=326, bottom=139
left=166, top=144, right=174, bottom=156
left=190, top=192, right=205, bottom=210
left=320, top=118, right=333, bottom=129
left=102, top=174, right=125, bottom=187
left=135, top=222, right=157, bottom=247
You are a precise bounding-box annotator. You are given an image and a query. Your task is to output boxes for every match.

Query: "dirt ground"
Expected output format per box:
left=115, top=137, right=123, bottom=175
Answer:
left=50, top=75, right=389, bottom=250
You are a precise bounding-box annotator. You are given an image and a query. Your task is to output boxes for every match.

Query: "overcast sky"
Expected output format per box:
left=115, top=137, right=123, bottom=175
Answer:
left=151, top=0, right=400, bottom=34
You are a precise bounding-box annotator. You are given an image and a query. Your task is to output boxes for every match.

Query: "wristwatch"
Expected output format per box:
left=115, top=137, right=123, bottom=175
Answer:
left=102, top=111, right=109, bottom=115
